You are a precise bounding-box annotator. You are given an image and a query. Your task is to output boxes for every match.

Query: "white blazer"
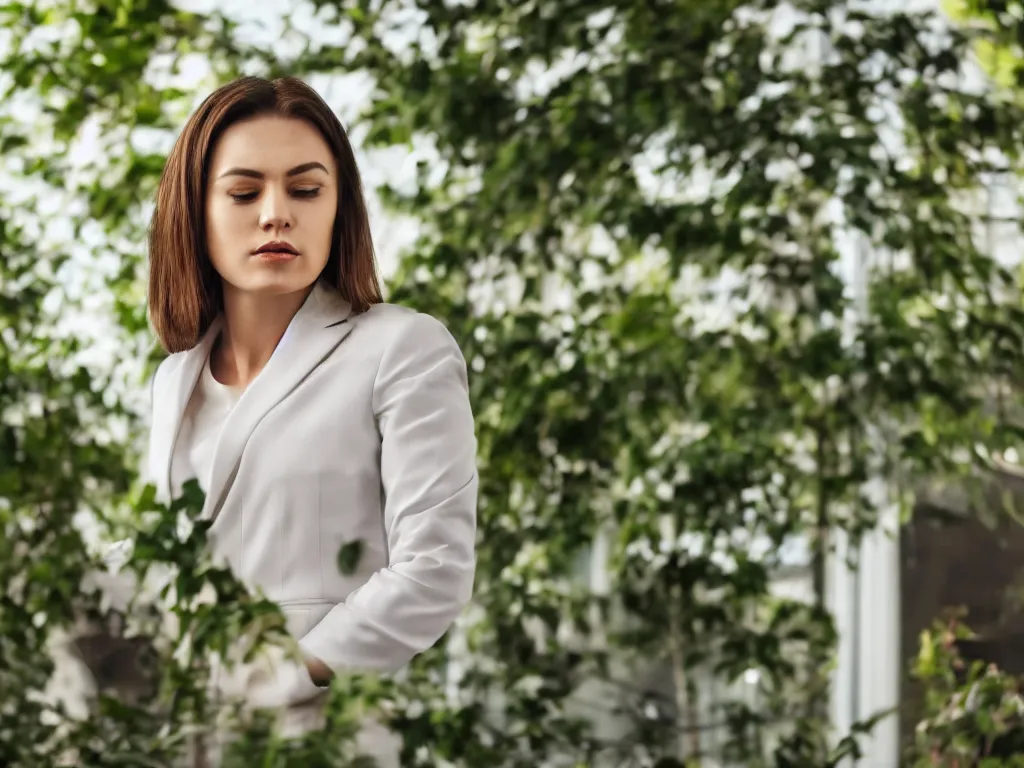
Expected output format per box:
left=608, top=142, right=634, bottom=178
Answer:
left=146, top=281, right=478, bottom=708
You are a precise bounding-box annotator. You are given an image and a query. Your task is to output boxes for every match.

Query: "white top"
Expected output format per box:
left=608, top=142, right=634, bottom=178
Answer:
left=170, top=346, right=242, bottom=498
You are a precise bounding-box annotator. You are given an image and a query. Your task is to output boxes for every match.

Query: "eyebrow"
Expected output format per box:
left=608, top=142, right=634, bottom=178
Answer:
left=216, top=161, right=330, bottom=180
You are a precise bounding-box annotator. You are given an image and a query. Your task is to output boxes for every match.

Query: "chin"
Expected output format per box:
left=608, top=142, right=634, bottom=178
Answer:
left=228, top=273, right=320, bottom=298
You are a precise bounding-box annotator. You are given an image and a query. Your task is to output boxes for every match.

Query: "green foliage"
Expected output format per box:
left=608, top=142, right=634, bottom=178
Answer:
left=336, top=539, right=365, bottom=576
left=945, top=0, right=1024, bottom=91
left=324, top=0, right=1024, bottom=763
left=4, top=473, right=376, bottom=765
left=0, top=211, right=135, bottom=765
left=2, top=0, right=1024, bottom=766
left=907, top=613, right=1024, bottom=767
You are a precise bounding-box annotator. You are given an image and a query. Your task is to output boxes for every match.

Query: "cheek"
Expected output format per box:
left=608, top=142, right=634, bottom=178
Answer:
left=319, top=206, right=336, bottom=242
left=313, top=198, right=338, bottom=260
left=205, top=200, right=243, bottom=258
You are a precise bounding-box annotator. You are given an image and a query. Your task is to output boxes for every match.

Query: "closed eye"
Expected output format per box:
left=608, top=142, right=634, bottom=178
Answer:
left=229, top=187, right=322, bottom=203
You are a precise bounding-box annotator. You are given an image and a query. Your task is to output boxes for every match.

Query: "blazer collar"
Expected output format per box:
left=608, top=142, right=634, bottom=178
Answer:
left=155, top=281, right=356, bottom=520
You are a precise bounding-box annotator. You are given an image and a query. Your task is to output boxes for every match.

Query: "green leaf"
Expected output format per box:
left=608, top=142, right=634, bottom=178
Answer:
left=336, top=539, right=364, bottom=576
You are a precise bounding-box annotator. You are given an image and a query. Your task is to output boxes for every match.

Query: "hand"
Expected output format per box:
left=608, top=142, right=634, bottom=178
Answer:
left=212, top=642, right=326, bottom=709
left=304, top=656, right=333, bottom=687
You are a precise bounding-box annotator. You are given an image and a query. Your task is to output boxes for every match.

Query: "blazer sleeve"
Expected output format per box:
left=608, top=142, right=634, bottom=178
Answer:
left=298, top=311, right=479, bottom=674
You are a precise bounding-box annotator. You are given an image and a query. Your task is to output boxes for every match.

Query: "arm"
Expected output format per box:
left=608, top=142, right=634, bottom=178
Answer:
left=298, top=311, right=479, bottom=675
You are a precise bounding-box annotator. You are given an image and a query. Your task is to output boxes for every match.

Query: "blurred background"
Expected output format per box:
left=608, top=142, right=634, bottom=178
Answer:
left=4, top=0, right=1024, bottom=766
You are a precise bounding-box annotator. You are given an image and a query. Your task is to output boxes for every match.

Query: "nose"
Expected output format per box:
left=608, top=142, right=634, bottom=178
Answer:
left=258, top=185, right=293, bottom=231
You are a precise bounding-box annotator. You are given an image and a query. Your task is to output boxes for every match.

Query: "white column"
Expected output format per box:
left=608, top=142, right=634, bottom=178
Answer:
left=827, top=528, right=857, bottom=762
left=854, top=485, right=901, bottom=765
left=829, top=232, right=900, bottom=765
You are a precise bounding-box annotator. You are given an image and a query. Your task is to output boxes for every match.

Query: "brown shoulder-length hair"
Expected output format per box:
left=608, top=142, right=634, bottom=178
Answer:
left=148, top=76, right=382, bottom=353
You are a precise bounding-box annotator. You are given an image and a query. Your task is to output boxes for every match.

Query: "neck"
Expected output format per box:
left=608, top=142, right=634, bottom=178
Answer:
left=213, top=283, right=314, bottom=388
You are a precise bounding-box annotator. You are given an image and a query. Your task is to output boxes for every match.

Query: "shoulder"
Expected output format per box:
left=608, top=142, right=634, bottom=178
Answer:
left=354, top=303, right=463, bottom=358
left=151, top=349, right=190, bottom=395
left=354, top=304, right=468, bottom=396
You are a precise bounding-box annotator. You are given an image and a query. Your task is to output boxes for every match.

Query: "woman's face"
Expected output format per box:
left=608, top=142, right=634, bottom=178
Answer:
left=205, top=115, right=338, bottom=299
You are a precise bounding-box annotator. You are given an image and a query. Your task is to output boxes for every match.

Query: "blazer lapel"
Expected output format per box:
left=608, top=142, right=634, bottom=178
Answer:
left=150, top=317, right=223, bottom=503
left=202, top=282, right=355, bottom=521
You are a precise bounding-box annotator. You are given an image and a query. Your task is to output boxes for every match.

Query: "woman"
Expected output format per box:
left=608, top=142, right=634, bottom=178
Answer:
left=145, top=75, right=478, bottom=753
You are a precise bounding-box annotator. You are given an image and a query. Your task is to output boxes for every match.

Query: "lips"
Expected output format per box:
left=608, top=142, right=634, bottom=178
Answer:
left=253, top=241, right=299, bottom=256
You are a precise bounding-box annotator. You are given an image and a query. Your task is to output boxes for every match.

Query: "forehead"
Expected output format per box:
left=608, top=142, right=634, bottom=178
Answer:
left=208, top=115, right=335, bottom=175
